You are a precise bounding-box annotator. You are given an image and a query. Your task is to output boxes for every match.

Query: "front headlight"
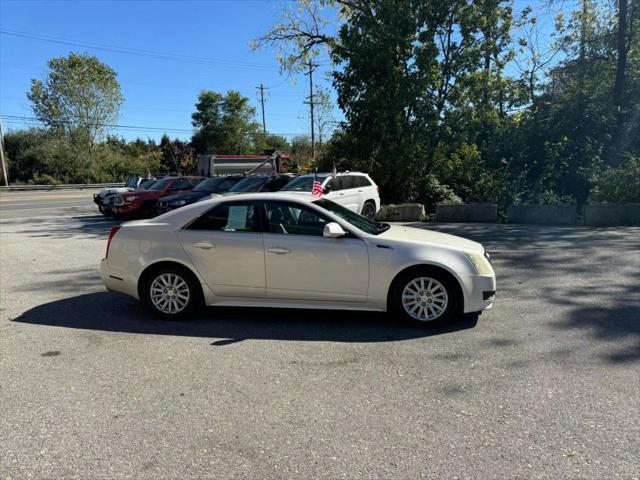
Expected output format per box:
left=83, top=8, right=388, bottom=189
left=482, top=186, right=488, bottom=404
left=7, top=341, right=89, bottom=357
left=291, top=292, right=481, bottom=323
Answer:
left=464, top=251, right=494, bottom=276
left=171, top=200, right=187, bottom=207
left=124, top=196, right=138, bottom=202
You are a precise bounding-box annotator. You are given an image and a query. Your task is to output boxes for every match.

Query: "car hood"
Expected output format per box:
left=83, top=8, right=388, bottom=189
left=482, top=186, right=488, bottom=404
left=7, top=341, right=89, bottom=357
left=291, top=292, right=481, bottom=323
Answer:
left=99, top=187, right=132, bottom=198
left=376, top=225, right=484, bottom=253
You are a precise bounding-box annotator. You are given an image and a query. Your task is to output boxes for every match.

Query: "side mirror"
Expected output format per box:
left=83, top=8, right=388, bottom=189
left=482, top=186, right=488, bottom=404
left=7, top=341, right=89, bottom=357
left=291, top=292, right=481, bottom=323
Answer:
left=323, top=222, right=346, bottom=238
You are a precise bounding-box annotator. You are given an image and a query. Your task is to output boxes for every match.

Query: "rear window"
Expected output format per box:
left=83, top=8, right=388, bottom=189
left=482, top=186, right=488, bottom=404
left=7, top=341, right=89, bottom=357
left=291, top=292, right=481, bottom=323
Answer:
left=355, top=176, right=372, bottom=187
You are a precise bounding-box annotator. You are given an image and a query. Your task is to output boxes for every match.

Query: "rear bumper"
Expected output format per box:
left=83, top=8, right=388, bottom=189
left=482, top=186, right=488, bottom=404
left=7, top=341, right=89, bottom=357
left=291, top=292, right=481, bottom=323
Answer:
left=101, top=258, right=140, bottom=299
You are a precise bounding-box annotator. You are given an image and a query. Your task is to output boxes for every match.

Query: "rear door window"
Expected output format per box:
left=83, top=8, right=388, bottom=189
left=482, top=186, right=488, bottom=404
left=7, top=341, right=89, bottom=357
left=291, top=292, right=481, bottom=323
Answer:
left=340, top=176, right=357, bottom=190
left=187, top=202, right=258, bottom=232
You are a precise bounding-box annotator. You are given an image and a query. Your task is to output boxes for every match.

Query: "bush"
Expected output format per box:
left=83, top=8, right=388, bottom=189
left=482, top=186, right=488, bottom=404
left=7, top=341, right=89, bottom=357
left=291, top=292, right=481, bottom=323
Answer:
left=589, top=156, right=640, bottom=203
left=418, top=174, right=462, bottom=212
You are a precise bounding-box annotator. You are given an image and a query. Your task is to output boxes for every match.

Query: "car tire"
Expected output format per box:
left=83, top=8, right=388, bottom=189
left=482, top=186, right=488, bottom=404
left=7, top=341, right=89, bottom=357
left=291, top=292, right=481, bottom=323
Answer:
left=389, top=267, right=462, bottom=327
left=140, top=203, right=155, bottom=218
left=361, top=200, right=377, bottom=219
left=143, top=266, right=201, bottom=320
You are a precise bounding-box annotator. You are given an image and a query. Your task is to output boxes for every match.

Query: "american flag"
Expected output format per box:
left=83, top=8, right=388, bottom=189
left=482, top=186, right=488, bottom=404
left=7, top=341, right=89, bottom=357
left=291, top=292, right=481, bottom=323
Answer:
left=311, top=172, right=323, bottom=197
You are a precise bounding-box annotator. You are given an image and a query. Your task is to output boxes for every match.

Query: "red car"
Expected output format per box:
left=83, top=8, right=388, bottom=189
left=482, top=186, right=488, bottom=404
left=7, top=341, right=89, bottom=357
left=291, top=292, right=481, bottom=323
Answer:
left=111, top=176, right=204, bottom=218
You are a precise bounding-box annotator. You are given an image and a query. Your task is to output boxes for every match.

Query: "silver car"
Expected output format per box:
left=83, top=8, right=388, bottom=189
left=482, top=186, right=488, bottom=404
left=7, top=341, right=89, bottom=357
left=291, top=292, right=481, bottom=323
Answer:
left=101, top=192, right=496, bottom=326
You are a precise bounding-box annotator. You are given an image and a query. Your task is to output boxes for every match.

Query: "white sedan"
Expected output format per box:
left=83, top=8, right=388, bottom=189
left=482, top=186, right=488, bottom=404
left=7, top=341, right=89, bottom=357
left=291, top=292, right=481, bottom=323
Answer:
left=101, top=193, right=496, bottom=326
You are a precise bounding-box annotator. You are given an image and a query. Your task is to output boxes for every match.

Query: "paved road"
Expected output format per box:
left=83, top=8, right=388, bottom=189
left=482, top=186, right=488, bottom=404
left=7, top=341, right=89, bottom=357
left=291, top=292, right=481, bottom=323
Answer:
left=1, top=198, right=639, bottom=478
left=0, top=189, right=100, bottom=218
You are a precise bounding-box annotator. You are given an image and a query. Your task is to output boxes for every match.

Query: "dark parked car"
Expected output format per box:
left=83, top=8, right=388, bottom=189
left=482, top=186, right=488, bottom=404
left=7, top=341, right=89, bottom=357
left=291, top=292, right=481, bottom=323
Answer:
left=224, top=174, right=296, bottom=195
left=111, top=176, right=204, bottom=218
left=155, top=175, right=243, bottom=215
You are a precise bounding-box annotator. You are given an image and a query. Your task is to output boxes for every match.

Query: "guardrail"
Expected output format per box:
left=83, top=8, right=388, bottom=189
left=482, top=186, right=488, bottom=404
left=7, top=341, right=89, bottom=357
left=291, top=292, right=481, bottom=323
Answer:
left=0, top=183, right=125, bottom=192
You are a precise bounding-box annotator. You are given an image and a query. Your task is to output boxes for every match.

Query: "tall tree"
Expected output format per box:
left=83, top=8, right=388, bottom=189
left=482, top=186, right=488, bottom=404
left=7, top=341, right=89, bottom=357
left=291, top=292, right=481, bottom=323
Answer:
left=191, top=90, right=262, bottom=154
left=28, top=53, right=123, bottom=147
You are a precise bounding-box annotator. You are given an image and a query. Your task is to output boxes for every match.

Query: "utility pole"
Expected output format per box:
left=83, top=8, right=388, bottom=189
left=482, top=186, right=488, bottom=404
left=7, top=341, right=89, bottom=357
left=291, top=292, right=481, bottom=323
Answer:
left=0, top=118, right=8, bottom=186
left=304, top=62, right=318, bottom=163
left=257, top=83, right=267, bottom=134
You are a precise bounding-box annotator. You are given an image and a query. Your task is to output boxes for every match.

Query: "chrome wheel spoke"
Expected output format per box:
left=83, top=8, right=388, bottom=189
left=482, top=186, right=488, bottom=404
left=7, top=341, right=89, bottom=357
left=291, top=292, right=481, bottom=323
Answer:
left=401, top=276, right=448, bottom=322
left=150, top=273, right=190, bottom=314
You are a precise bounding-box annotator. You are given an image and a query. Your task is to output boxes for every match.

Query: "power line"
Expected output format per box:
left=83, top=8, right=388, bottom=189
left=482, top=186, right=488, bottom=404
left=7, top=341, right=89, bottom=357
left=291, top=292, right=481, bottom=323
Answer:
left=0, top=115, right=309, bottom=137
left=0, top=29, right=279, bottom=71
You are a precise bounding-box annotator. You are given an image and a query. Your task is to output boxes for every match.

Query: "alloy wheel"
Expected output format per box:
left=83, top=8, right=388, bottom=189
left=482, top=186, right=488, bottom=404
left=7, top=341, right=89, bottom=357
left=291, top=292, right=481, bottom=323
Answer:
left=401, top=276, right=448, bottom=322
left=150, top=273, right=191, bottom=315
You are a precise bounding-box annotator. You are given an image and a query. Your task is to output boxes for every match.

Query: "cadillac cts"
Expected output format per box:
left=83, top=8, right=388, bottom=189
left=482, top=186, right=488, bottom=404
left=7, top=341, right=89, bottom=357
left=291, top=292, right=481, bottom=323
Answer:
left=101, top=193, right=496, bottom=326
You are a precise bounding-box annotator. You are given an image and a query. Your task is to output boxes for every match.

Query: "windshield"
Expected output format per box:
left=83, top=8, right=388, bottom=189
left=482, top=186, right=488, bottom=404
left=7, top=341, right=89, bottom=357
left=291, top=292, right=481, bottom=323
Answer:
left=313, top=198, right=389, bottom=235
left=139, top=179, right=157, bottom=190
left=229, top=176, right=268, bottom=193
left=194, top=177, right=240, bottom=193
left=281, top=175, right=326, bottom=192
left=148, top=178, right=174, bottom=191
left=125, top=175, right=140, bottom=188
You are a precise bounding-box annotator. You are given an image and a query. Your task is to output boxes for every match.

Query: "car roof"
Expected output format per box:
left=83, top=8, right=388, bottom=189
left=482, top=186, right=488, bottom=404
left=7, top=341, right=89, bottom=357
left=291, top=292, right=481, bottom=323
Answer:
left=208, top=191, right=317, bottom=204
left=294, top=172, right=369, bottom=178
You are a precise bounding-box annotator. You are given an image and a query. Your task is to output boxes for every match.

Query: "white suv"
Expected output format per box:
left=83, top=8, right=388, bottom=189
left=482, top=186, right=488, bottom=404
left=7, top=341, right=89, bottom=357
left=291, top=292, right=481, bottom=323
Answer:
left=281, top=172, right=380, bottom=218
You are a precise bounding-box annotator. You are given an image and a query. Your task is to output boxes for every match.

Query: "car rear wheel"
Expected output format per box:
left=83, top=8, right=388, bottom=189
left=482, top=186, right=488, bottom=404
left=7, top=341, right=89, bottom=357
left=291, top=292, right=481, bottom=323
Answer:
left=143, top=267, right=200, bottom=320
left=361, top=200, right=376, bottom=219
left=390, top=268, right=461, bottom=327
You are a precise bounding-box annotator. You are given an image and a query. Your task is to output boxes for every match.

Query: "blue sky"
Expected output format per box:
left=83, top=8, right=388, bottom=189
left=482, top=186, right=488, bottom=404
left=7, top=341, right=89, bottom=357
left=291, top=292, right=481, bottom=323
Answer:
left=0, top=0, right=558, bottom=143
left=0, top=0, right=337, bottom=142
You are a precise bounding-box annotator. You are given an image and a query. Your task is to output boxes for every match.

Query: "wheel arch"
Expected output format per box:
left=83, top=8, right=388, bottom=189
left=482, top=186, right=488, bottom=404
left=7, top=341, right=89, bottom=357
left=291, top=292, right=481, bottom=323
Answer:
left=386, top=263, right=465, bottom=313
left=137, top=260, right=204, bottom=302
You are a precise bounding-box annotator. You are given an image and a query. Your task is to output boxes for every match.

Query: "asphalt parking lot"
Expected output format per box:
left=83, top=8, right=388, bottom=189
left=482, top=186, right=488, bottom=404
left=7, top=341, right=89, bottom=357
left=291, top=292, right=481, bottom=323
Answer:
left=1, top=191, right=639, bottom=479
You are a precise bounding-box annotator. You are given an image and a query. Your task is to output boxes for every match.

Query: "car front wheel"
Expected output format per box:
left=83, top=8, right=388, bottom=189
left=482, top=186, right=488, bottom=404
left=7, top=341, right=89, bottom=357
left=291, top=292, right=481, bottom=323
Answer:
left=144, top=267, right=200, bottom=320
left=390, top=269, right=461, bottom=327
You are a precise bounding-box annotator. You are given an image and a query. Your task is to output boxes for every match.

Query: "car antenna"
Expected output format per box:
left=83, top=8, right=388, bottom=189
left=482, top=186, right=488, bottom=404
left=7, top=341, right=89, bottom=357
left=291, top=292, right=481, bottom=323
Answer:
left=168, top=148, right=182, bottom=177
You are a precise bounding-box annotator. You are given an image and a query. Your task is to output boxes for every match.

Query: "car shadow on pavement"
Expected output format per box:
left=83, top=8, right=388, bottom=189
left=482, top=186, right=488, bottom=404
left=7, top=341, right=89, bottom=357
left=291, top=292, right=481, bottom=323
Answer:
left=4, top=213, right=119, bottom=240
left=11, top=291, right=478, bottom=344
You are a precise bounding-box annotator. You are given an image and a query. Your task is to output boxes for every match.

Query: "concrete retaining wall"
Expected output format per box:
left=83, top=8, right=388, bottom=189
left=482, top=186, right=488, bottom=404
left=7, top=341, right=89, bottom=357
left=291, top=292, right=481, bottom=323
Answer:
left=435, top=203, right=498, bottom=223
left=506, top=204, right=577, bottom=225
left=376, top=203, right=425, bottom=222
left=584, top=204, right=640, bottom=226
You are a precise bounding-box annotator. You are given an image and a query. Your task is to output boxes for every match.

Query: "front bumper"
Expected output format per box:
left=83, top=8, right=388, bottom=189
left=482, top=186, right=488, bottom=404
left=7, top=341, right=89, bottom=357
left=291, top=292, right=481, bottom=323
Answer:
left=111, top=202, right=141, bottom=217
left=462, top=274, right=497, bottom=313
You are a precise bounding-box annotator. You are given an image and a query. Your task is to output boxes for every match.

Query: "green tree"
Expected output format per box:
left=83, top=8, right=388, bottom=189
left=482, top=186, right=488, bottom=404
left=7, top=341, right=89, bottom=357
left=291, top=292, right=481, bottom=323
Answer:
left=191, top=90, right=262, bottom=154
left=28, top=53, right=123, bottom=147
left=160, top=134, right=196, bottom=173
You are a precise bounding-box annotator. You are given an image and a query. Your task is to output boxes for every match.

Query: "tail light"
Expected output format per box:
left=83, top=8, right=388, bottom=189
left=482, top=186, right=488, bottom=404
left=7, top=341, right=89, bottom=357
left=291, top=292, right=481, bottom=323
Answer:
left=106, top=225, right=121, bottom=258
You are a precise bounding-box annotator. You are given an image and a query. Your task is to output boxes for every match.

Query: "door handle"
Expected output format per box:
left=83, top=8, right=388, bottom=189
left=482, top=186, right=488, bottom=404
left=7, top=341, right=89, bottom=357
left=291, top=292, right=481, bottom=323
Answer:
left=194, top=241, right=215, bottom=249
left=267, top=247, right=292, bottom=255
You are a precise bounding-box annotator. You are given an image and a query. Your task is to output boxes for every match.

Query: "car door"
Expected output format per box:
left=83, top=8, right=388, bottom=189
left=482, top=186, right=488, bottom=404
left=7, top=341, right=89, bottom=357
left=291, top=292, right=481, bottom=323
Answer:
left=262, top=200, right=369, bottom=302
left=178, top=201, right=265, bottom=298
left=326, top=176, right=361, bottom=212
